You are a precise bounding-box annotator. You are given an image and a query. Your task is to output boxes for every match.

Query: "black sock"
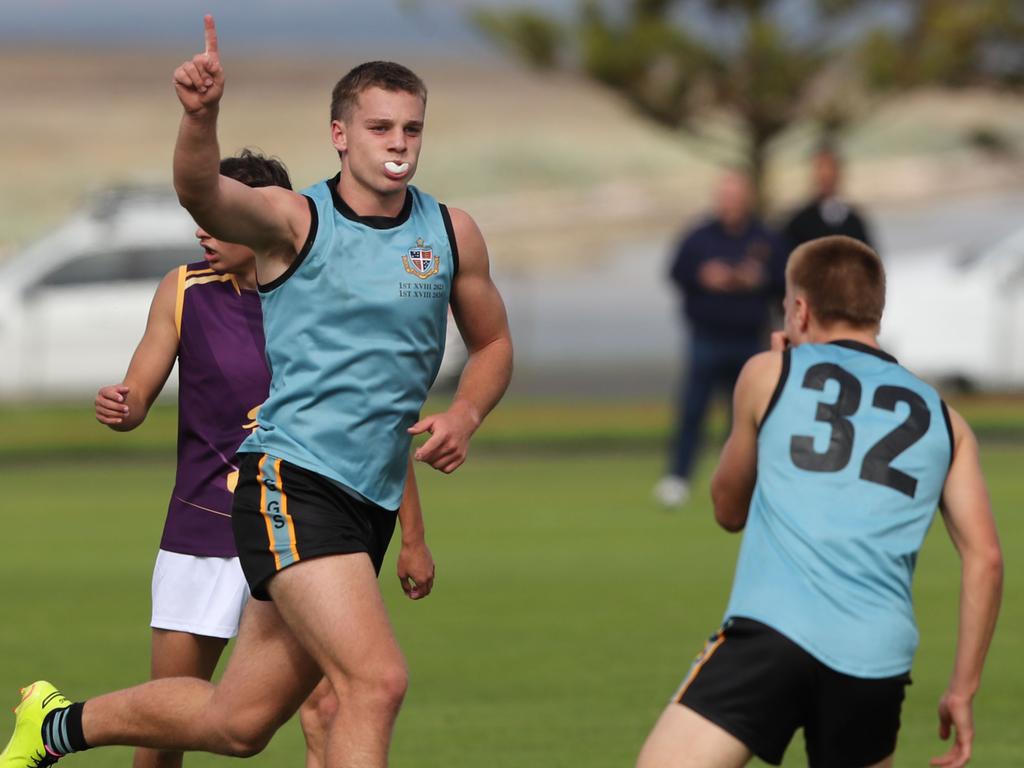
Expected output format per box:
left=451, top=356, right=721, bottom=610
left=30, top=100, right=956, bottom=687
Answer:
left=41, top=701, right=90, bottom=755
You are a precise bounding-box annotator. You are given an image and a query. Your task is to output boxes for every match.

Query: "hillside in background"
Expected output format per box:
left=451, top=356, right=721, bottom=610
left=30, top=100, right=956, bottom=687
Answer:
left=2, top=48, right=1023, bottom=269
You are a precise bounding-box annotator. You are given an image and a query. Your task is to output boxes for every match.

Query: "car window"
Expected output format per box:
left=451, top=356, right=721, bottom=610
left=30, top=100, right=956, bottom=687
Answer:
left=37, top=246, right=194, bottom=288
left=125, top=247, right=196, bottom=281
left=38, top=250, right=130, bottom=287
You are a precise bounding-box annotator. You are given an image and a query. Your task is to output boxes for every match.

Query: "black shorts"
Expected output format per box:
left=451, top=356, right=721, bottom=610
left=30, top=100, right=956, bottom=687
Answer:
left=675, top=617, right=910, bottom=767
left=232, top=453, right=398, bottom=600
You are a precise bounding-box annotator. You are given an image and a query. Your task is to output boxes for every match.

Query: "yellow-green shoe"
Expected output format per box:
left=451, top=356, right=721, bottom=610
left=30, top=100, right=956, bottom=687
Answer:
left=0, top=682, right=71, bottom=767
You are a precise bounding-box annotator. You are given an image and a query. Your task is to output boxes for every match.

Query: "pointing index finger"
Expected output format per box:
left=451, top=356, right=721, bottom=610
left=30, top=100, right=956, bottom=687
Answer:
left=204, top=14, right=219, bottom=55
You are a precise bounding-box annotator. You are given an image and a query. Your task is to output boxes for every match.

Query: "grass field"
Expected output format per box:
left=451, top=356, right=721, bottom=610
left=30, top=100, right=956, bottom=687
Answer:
left=1, top=401, right=1022, bottom=766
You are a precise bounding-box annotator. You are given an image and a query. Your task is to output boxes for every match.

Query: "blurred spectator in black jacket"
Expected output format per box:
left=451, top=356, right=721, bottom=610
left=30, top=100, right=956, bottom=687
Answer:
left=783, top=142, right=876, bottom=251
left=654, top=170, right=787, bottom=508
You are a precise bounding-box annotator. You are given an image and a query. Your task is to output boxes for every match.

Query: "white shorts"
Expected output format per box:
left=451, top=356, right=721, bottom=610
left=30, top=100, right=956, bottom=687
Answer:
left=151, top=549, right=250, bottom=639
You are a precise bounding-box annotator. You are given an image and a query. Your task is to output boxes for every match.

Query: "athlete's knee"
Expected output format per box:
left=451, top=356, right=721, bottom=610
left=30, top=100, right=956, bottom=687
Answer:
left=215, top=715, right=277, bottom=758
left=344, top=660, right=408, bottom=715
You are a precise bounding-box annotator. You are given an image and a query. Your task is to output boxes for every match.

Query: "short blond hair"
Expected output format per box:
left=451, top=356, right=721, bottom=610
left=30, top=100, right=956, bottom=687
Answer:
left=786, top=236, right=885, bottom=328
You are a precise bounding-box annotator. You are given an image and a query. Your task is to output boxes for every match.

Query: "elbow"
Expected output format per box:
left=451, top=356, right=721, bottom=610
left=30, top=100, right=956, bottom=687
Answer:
left=174, top=185, right=208, bottom=215
left=967, top=543, right=1004, bottom=596
left=985, top=546, right=1005, bottom=591
left=174, top=175, right=220, bottom=217
left=710, top=480, right=746, bottom=532
left=715, top=508, right=746, bottom=533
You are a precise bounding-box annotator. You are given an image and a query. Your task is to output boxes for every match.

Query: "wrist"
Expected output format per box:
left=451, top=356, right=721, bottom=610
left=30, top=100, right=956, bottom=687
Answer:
left=401, top=531, right=426, bottom=547
left=450, top=398, right=482, bottom=430
left=182, top=104, right=219, bottom=122
left=947, top=679, right=979, bottom=699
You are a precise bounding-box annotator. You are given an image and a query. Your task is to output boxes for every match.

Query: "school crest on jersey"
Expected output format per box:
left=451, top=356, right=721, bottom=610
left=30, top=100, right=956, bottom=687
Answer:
left=402, top=238, right=440, bottom=280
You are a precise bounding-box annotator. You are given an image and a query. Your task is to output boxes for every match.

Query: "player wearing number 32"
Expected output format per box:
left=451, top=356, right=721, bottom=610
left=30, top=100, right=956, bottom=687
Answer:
left=637, top=236, right=1002, bottom=768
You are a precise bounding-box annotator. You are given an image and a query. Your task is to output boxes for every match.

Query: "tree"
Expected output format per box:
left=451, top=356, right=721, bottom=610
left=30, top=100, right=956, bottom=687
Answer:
left=474, top=0, right=1024, bottom=208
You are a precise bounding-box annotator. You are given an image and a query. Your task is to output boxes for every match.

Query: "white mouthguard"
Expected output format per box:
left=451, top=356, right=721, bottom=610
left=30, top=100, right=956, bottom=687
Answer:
left=384, top=161, right=410, bottom=174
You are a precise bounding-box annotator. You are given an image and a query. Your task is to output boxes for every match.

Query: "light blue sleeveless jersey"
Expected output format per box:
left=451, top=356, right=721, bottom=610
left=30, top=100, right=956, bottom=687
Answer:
left=725, top=340, right=953, bottom=678
left=240, top=176, right=456, bottom=510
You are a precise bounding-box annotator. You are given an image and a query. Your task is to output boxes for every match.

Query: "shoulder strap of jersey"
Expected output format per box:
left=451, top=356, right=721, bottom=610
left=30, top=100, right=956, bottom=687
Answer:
left=173, top=264, right=187, bottom=340
left=757, top=347, right=792, bottom=435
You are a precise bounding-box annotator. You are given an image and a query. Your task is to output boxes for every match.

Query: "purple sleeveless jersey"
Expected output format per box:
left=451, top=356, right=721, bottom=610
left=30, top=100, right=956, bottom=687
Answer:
left=160, top=261, right=270, bottom=557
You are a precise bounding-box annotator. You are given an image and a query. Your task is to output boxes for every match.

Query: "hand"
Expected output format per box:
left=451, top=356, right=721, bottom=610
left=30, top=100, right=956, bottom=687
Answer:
left=770, top=331, right=790, bottom=352
left=172, top=15, right=223, bottom=115
left=95, top=384, right=130, bottom=425
left=930, top=691, right=974, bottom=768
left=408, top=403, right=480, bottom=473
left=697, top=260, right=735, bottom=292
left=733, top=258, right=766, bottom=290
left=397, top=540, right=435, bottom=600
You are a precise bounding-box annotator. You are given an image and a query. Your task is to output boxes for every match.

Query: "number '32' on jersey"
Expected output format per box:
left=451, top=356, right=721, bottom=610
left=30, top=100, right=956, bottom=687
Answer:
left=725, top=340, right=954, bottom=679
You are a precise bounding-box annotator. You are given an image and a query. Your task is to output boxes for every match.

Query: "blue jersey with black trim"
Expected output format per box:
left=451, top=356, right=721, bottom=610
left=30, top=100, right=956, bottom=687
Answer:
left=725, top=340, right=953, bottom=678
left=240, top=176, right=456, bottom=510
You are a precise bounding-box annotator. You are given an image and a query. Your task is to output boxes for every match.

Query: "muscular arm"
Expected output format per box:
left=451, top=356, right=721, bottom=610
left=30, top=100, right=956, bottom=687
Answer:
left=709, top=350, right=783, bottom=531
left=931, top=407, right=1003, bottom=768
left=171, top=15, right=308, bottom=279
left=396, top=456, right=435, bottom=600
left=409, top=207, right=513, bottom=474
left=94, top=269, right=179, bottom=431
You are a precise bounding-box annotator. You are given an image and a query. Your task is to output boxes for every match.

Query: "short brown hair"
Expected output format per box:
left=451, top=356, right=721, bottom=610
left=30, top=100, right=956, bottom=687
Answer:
left=330, top=61, right=427, bottom=123
left=787, top=236, right=885, bottom=329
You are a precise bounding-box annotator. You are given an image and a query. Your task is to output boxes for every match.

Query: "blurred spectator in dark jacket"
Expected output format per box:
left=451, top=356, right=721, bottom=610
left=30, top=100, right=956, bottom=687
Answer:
left=783, top=142, right=876, bottom=250
left=655, top=170, right=787, bottom=508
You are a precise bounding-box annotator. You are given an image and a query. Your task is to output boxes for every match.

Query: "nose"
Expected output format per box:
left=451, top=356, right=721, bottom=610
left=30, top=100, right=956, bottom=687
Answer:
left=388, top=127, right=407, bottom=153
left=195, top=226, right=208, bottom=240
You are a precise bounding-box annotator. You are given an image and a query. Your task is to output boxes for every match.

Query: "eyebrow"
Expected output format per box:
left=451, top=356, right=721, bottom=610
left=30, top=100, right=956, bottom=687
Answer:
left=364, top=117, right=424, bottom=130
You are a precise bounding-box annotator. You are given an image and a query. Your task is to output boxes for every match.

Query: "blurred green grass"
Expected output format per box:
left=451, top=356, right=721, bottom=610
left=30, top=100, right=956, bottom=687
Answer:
left=5, top=394, right=1024, bottom=459
left=0, top=400, right=1021, bottom=766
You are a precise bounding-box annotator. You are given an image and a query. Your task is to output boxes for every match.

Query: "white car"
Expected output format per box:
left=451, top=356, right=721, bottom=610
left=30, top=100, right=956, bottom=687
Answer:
left=0, top=187, right=465, bottom=400
left=880, top=226, right=1024, bottom=391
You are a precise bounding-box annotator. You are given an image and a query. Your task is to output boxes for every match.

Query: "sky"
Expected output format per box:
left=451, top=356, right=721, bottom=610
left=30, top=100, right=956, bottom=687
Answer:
left=0, top=0, right=907, bottom=59
left=0, top=0, right=575, bottom=54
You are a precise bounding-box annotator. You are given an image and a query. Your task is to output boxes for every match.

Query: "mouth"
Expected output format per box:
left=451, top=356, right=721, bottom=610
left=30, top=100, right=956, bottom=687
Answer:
left=201, top=244, right=219, bottom=262
left=383, top=161, right=410, bottom=180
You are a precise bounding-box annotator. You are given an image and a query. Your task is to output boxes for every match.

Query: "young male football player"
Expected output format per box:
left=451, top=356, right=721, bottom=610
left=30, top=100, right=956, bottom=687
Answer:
left=0, top=15, right=511, bottom=768
left=93, top=149, right=283, bottom=768
left=91, top=150, right=435, bottom=768
left=636, top=236, right=1002, bottom=768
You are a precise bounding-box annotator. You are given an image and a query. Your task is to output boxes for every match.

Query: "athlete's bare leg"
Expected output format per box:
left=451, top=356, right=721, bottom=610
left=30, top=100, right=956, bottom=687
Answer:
left=268, top=553, right=408, bottom=768
left=300, top=678, right=338, bottom=768
left=132, top=630, right=228, bottom=768
left=637, top=704, right=752, bottom=768
left=82, top=599, right=321, bottom=756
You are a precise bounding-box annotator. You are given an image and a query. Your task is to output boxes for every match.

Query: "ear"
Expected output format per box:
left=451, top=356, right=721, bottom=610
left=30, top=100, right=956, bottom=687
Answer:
left=795, top=295, right=811, bottom=333
left=331, top=119, right=348, bottom=154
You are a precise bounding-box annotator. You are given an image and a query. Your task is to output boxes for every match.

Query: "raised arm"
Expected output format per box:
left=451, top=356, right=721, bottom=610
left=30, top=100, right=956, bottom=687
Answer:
left=94, top=269, right=180, bottom=431
left=172, top=16, right=308, bottom=266
left=930, top=407, right=1003, bottom=768
left=409, top=208, right=513, bottom=474
left=709, top=348, right=783, bottom=531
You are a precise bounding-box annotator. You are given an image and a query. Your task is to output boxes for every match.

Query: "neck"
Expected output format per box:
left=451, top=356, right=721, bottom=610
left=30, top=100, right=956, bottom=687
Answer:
left=720, top=217, right=749, bottom=236
left=337, top=173, right=407, bottom=218
left=805, top=323, right=879, bottom=348
left=235, top=268, right=257, bottom=291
